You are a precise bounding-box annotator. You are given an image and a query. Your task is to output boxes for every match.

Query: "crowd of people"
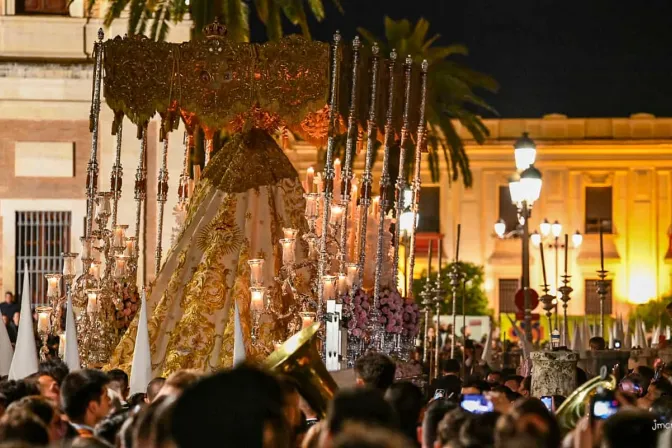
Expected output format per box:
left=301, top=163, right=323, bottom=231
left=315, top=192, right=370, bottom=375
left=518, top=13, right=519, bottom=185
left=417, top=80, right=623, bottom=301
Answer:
left=0, top=347, right=669, bottom=447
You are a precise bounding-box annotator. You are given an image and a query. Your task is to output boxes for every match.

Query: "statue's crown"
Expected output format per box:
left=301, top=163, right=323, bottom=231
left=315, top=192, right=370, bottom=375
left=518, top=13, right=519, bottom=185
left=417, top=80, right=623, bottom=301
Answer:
left=203, top=19, right=227, bottom=38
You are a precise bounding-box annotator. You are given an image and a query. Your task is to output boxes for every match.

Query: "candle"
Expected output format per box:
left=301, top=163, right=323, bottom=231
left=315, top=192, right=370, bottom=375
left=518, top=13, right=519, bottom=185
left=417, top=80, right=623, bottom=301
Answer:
left=300, top=312, right=315, bottom=329
left=350, top=184, right=358, bottom=217
left=306, top=167, right=314, bottom=193
left=248, top=259, right=265, bottom=286
left=283, top=228, right=298, bottom=239
left=346, top=263, right=358, bottom=288
left=113, top=225, right=127, bottom=248
left=280, top=239, right=296, bottom=266
left=62, top=253, right=78, bottom=277
left=599, top=226, right=604, bottom=271
left=45, top=274, right=61, bottom=298
left=330, top=204, right=344, bottom=226
left=80, top=237, right=92, bottom=259
left=113, top=256, right=128, bottom=279
left=372, top=196, right=380, bottom=218
left=88, top=262, right=101, bottom=281
left=250, top=287, right=266, bottom=311
left=539, top=241, right=547, bottom=286
left=337, top=273, right=348, bottom=296
left=323, top=275, right=337, bottom=300
left=58, top=333, right=66, bottom=358
left=304, top=194, right=318, bottom=219
left=315, top=173, right=323, bottom=194
left=308, top=238, right=319, bottom=260
left=124, top=237, right=136, bottom=256
left=37, top=309, right=50, bottom=333
left=564, top=233, right=569, bottom=274
left=86, top=290, right=99, bottom=315
left=334, top=158, right=342, bottom=199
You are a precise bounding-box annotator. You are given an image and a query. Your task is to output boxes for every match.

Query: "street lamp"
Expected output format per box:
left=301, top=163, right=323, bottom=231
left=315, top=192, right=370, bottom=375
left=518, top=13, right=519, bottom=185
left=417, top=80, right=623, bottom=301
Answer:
left=514, top=132, right=537, bottom=171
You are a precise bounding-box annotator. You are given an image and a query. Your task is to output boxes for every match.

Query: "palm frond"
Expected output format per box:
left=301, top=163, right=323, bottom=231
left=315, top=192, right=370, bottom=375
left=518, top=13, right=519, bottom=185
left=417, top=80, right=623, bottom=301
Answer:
left=223, top=0, right=250, bottom=42
left=307, top=0, right=325, bottom=22
left=383, top=16, right=411, bottom=44
left=254, top=0, right=269, bottom=23
left=279, top=0, right=311, bottom=38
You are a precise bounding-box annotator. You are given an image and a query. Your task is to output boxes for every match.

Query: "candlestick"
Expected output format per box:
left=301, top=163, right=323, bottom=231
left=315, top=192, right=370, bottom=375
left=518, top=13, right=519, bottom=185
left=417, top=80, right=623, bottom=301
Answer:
left=80, top=237, right=93, bottom=259
left=112, top=225, right=127, bottom=248
left=248, top=259, right=265, bottom=286
left=300, top=311, right=316, bottom=329
left=250, top=287, right=266, bottom=311
left=124, top=237, right=136, bottom=257
left=88, top=262, right=101, bottom=281
left=564, top=233, right=569, bottom=274
left=62, top=253, right=78, bottom=277
left=599, top=225, right=604, bottom=271
left=306, top=167, right=314, bottom=193
left=330, top=204, right=344, bottom=226
left=539, top=240, right=547, bottom=286
left=113, top=255, right=128, bottom=279
left=280, top=239, right=296, bottom=266
left=304, top=193, right=318, bottom=219
left=283, top=228, right=298, bottom=239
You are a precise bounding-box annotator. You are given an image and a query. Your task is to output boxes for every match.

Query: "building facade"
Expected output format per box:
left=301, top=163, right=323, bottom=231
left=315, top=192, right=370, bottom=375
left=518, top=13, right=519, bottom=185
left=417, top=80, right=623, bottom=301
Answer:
left=1, top=4, right=671, bottom=320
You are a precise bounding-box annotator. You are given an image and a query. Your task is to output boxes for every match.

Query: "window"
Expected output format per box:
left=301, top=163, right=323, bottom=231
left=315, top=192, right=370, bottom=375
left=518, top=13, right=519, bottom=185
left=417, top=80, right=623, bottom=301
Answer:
left=584, top=279, right=612, bottom=315
left=15, top=212, right=71, bottom=306
left=498, top=186, right=519, bottom=234
left=417, top=186, right=440, bottom=233
left=499, top=278, right=519, bottom=313
left=585, top=187, right=613, bottom=234
left=16, top=0, right=68, bottom=14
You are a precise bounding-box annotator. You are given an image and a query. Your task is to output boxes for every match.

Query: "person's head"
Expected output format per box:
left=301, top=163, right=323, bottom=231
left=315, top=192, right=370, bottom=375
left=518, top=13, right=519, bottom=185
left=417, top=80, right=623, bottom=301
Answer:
left=503, top=375, right=524, bottom=393
left=384, top=382, right=424, bottom=445
left=492, top=385, right=521, bottom=403
left=155, top=370, right=200, bottom=400
left=94, top=409, right=128, bottom=446
left=8, top=396, right=63, bottom=442
left=60, top=369, right=111, bottom=427
left=486, top=371, right=503, bottom=385
left=354, top=353, right=396, bottom=392
left=602, top=410, right=657, bottom=448
left=132, top=394, right=176, bottom=448
left=0, top=380, right=40, bottom=408
left=458, top=411, right=499, bottom=448
left=106, top=369, right=129, bottom=401
left=519, top=376, right=531, bottom=397
left=420, top=399, right=456, bottom=448
left=326, top=388, right=398, bottom=440
left=0, top=409, right=49, bottom=446
left=172, top=364, right=289, bottom=448
left=495, top=398, right=561, bottom=448
left=146, top=377, right=166, bottom=403
left=128, top=392, right=147, bottom=409
left=589, top=336, right=606, bottom=351
left=440, top=359, right=461, bottom=376
left=38, top=359, right=69, bottom=386
left=644, top=378, right=672, bottom=402
left=332, top=423, right=408, bottom=448
left=461, top=378, right=490, bottom=395
left=650, top=395, right=672, bottom=423
left=4, top=292, right=13, bottom=304
left=436, top=408, right=470, bottom=447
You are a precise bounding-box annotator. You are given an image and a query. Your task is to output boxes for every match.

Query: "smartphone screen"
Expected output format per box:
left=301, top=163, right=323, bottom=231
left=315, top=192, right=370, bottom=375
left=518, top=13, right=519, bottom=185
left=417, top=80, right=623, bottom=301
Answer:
left=591, top=398, right=619, bottom=420
left=433, top=389, right=446, bottom=400
left=541, top=395, right=553, bottom=412
left=460, top=394, right=494, bottom=414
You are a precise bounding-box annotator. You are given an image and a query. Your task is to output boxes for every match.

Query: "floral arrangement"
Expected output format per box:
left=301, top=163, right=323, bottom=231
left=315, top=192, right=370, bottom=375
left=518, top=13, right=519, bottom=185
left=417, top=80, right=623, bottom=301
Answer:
left=115, top=286, right=140, bottom=332
left=342, top=288, right=371, bottom=338
left=378, top=288, right=404, bottom=334
left=401, top=297, right=420, bottom=338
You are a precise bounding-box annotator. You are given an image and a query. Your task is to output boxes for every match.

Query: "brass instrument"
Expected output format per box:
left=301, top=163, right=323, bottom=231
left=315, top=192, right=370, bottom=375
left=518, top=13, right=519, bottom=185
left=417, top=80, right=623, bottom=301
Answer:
left=555, top=373, right=617, bottom=433
left=264, top=322, right=339, bottom=419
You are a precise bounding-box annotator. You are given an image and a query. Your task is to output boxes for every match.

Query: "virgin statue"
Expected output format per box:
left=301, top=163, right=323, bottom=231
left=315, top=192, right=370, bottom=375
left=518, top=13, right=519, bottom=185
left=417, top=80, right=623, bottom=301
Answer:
left=108, top=127, right=308, bottom=377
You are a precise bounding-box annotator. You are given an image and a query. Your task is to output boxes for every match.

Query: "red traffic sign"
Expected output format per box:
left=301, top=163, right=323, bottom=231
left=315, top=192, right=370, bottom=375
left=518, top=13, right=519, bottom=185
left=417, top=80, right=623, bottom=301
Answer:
left=515, top=311, right=540, bottom=321
left=514, top=288, right=539, bottom=311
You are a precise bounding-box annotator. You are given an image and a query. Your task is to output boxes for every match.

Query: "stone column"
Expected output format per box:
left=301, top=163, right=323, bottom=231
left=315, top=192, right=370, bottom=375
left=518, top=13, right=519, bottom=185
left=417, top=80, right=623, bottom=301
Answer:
left=530, top=351, right=578, bottom=398
left=658, top=347, right=672, bottom=364
left=629, top=348, right=658, bottom=369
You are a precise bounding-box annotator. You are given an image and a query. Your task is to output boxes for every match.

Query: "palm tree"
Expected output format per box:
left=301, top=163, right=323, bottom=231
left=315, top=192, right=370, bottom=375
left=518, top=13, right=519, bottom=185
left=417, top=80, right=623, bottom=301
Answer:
left=358, top=17, right=498, bottom=187
left=94, top=0, right=342, bottom=42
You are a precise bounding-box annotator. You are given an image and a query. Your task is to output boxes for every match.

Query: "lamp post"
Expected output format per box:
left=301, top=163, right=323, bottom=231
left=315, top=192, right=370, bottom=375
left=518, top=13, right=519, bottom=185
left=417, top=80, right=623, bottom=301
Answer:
left=495, top=133, right=542, bottom=342
left=532, top=221, right=583, bottom=330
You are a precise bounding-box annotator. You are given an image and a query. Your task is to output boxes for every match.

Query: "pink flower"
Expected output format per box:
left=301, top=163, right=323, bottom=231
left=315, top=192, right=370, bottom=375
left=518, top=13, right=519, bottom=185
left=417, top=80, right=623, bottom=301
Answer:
left=353, top=328, right=362, bottom=337
left=347, top=319, right=356, bottom=330
left=361, top=301, right=370, bottom=310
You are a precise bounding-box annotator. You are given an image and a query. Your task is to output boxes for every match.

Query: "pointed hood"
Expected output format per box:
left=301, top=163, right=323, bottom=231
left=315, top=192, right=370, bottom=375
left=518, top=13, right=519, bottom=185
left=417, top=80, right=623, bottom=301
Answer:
left=8, top=266, right=38, bottom=380
left=651, top=325, right=661, bottom=348
left=232, top=301, right=246, bottom=366
left=0, top=302, right=14, bottom=376
left=570, top=322, right=582, bottom=352
left=481, top=319, right=493, bottom=367
left=129, top=289, right=151, bottom=396
left=64, top=290, right=80, bottom=370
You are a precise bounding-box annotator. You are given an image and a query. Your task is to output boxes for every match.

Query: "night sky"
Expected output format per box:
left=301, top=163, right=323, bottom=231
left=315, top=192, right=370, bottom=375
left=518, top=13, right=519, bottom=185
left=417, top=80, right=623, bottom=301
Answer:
left=250, top=0, right=672, bottom=119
